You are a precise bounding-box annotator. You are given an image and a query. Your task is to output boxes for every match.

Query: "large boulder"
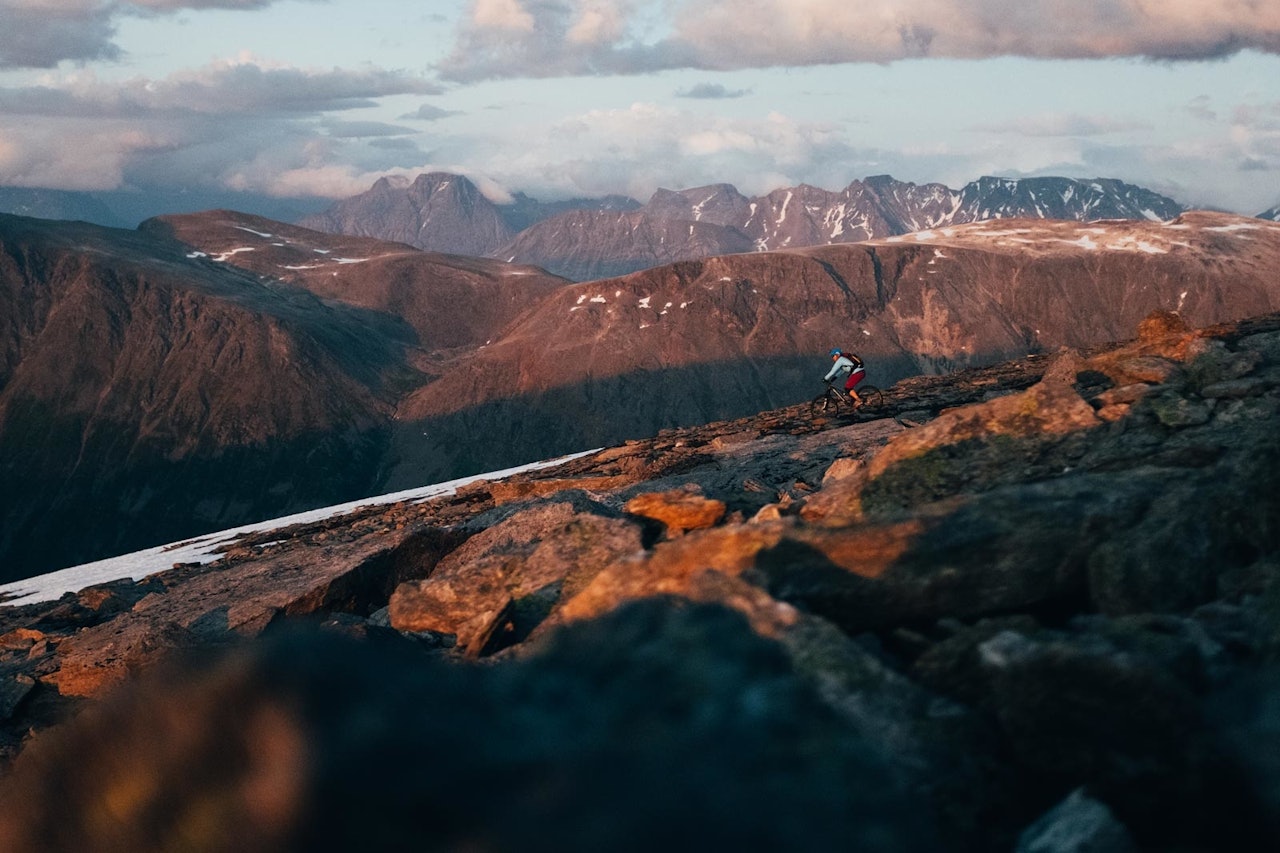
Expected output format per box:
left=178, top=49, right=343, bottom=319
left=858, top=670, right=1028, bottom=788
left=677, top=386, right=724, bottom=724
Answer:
left=0, top=604, right=939, bottom=853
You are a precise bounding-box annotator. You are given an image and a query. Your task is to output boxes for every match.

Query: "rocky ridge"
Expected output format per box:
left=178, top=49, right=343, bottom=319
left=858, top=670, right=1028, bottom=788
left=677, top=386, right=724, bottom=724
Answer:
left=0, top=309, right=1278, bottom=851
left=304, top=172, right=1187, bottom=281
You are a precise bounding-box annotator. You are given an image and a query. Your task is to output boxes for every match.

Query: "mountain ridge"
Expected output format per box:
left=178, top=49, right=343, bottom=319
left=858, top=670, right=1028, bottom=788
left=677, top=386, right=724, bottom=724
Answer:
left=302, top=171, right=1189, bottom=280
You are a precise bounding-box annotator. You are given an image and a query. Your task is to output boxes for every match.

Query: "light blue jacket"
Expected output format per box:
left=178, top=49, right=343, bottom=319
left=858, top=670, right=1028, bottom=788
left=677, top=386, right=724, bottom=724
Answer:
left=824, top=355, right=863, bottom=383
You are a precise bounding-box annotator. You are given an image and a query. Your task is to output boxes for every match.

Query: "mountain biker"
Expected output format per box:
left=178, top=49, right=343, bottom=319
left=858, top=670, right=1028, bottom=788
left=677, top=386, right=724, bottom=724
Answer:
left=824, top=348, right=866, bottom=404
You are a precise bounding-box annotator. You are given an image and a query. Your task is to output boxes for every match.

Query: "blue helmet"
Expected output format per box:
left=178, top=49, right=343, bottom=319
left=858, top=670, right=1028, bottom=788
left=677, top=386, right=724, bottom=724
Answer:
left=828, top=348, right=842, bottom=357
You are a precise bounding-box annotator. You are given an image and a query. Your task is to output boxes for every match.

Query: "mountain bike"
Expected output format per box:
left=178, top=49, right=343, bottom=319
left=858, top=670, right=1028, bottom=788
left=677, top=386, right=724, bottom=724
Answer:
left=810, top=380, right=883, bottom=418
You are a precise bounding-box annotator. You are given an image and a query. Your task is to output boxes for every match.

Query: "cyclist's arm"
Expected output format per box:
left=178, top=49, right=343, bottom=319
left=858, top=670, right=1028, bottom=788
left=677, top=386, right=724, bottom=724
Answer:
left=824, top=357, right=851, bottom=381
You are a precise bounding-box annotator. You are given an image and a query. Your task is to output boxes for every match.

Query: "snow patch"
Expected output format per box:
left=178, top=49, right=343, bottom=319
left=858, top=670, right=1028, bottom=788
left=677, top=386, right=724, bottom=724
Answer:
left=777, top=191, right=793, bottom=224
left=1205, top=223, right=1262, bottom=234
left=638, top=296, right=651, bottom=308
left=233, top=226, right=273, bottom=239
left=186, top=251, right=207, bottom=259
left=576, top=294, right=588, bottom=305
left=212, top=247, right=256, bottom=262
left=590, top=295, right=607, bottom=304
left=0, top=451, right=600, bottom=608
left=1111, top=238, right=1165, bottom=254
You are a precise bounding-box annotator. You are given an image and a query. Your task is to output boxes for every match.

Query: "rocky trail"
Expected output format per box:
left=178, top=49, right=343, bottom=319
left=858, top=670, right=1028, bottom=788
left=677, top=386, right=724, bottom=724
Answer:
left=0, top=310, right=1278, bottom=851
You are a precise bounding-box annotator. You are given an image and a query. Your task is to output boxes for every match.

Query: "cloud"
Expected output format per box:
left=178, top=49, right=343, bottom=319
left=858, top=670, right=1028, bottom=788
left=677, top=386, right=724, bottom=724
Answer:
left=0, top=2, right=119, bottom=68
left=440, top=0, right=687, bottom=81
left=471, top=0, right=536, bottom=31
left=438, top=0, right=1280, bottom=80
left=0, top=118, right=177, bottom=190
left=421, top=102, right=863, bottom=201
left=1232, top=101, right=1280, bottom=131
left=976, top=112, right=1151, bottom=137
left=368, top=137, right=429, bottom=153
left=675, top=82, right=750, bottom=99
left=1185, top=95, right=1217, bottom=122
left=0, top=1, right=325, bottom=69
left=0, top=55, right=440, bottom=118
left=400, top=103, right=462, bottom=121
left=320, top=119, right=417, bottom=138
left=233, top=163, right=423, bottom=199
left=0, top=56, right=442, bottom=197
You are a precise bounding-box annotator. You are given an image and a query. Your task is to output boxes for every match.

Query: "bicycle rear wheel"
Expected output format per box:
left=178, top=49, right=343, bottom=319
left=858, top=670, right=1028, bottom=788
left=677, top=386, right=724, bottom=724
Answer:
left=857, top=384, right=884, bottom=409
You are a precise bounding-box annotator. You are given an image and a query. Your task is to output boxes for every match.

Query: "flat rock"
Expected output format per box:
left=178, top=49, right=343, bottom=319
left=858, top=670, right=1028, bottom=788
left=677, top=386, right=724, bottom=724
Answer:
left=624, top=489, right=726, bottom=534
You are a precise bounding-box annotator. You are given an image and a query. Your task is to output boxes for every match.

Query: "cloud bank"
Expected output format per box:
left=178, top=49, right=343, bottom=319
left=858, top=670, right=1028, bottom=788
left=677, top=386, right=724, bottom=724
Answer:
left=0, top=0, right=319, bottom=69
left=0, top=55, right=441, bottom=195
left=439, top=0, right=1280, bottom=80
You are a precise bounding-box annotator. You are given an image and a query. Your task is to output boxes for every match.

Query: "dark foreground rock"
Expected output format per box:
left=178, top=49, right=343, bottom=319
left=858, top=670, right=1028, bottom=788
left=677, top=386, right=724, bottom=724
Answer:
left=0, top=604, right=934, bottom=853
left=1, top=310, right=1279, bottom=851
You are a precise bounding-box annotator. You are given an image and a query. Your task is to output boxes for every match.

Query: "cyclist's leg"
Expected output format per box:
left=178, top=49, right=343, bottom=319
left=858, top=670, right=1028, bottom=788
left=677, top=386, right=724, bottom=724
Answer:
left=845, top=372, right=865, bottom=405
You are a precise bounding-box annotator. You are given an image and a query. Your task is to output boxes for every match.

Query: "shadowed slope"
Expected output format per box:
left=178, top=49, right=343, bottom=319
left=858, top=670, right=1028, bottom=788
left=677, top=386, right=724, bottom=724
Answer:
left=0, top=214, right=413, bottom=579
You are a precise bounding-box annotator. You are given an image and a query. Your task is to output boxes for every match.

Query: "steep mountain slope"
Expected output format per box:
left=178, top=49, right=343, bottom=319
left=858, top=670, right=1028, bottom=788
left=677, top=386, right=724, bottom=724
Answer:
left=297, top=173, right=516, bottom=257
left=951, top=176, right=1180, bottom=222
left=493, top=208, right=754, bottom=281
left=2, top=309, right=1278, bottom=851
left=0, top=213, right=414, bottom=580
left=390, top=212, right=1280, bottom=486
left=142, top=210, right=568, bottom=359
left=1260, top=204, right=1280, bottom=222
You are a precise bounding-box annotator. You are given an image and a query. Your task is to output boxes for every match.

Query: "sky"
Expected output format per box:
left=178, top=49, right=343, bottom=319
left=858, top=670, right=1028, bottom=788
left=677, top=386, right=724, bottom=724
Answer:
left=0, top=0, right=1278, bottom=224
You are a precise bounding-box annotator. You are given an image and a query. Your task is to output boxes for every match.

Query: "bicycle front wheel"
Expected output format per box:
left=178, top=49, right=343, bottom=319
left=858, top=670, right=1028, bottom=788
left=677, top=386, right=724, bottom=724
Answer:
left=810, top=390, right=839, bottom=417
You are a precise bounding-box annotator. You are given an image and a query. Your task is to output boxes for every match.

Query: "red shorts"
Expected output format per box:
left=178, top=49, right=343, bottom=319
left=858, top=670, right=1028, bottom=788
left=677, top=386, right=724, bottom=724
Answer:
left=844, top=371, right=865, bottom=392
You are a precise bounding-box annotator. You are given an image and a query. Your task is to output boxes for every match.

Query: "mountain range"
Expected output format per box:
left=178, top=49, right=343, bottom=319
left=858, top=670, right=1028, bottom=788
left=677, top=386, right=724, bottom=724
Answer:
left=4, top=208, right=1280, bottom=579
left=300, top=172, right=1194, bottom=281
